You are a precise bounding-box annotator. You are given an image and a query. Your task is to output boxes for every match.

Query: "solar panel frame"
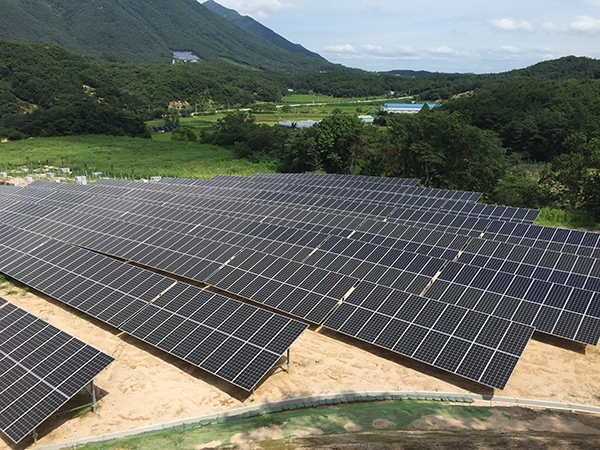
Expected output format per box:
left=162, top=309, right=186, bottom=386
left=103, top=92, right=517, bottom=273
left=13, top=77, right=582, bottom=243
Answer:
left=0, top=297, right=114, bottom=444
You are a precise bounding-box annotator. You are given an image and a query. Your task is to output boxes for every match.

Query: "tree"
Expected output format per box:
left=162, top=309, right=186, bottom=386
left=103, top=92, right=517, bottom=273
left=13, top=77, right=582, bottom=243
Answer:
left=548, top=132, right=600, bottom=215
left=385, top=110, right=508, bottom=192
left=311, top=110, right=367, bottom=174
left=171, top=127, right=198, bottom=142
left=211, top=111, right=256, bottom=147
left=490, top=175, right=556, bottom=209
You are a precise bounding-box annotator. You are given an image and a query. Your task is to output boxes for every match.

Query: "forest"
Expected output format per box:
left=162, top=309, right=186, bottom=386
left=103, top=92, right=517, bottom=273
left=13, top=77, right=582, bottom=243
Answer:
left=206, top=76, right=600, bottom=223
left=1, top=40, right=600, bottom=223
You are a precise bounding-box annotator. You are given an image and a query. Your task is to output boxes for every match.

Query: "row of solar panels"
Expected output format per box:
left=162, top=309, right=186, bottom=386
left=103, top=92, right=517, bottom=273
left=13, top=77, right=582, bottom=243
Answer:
left=151, top=126, right=179, bottom=133
left=0, top=226, right=307, bottom=393
left=0, top=186, right=534, bottom=391
left=115, top=175, right=595, bottom=255
left=2, top=177, right=599, bottom=391
left=0, top=223, right=307, bottom=443
left=16, top=179, right=600, bottom=311
left=0, top=296, right=114, bottom=444
left=6, top=181, right=600, bottom=336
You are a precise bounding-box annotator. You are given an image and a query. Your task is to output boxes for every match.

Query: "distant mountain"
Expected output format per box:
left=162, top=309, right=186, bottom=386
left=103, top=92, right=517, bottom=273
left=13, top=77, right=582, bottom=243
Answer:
left=382, top=70, right=437, bottom=77
left=504, top=55, right=600, bottom=80
left=0, top=0, right=342, bottom=73
left=202, top=0, right=324, bottom=60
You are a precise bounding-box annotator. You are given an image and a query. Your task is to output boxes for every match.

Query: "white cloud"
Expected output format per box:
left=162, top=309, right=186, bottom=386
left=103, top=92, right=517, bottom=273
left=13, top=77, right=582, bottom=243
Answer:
left=429, top=46, right=455, bottom=55
left=501, top=45, right=519, bottom=54
left=570, top=15, right=600, bottom=33
left=324, top=44, right=356, bottom=53
left=542, top=21, right=565, bottom=33
left=490, top=18, right=534, bottom=32
left=204, top=0, right=299, bottom=20
left=543, top=15, right=600, bottom=34
left=200, top=1, right=600, bottom=72
left=362, top=44, right=383, bottom=52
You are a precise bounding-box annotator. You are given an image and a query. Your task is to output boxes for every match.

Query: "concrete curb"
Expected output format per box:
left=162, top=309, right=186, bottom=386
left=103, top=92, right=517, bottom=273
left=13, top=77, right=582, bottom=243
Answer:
left=36, top=391, right=600, bottom=449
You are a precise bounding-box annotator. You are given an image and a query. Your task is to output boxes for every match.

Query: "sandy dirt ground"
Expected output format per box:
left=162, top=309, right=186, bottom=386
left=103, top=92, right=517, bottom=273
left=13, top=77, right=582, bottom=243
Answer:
left=1, top=287, right=600, bottom=449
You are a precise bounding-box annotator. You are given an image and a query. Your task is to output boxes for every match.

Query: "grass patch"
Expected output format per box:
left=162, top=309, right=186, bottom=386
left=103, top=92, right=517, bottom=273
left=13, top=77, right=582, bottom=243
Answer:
left=82, top=401, right=493, bottom=449
left=0, top=274, right=12, bottom=289
left=5, top=290, right=18, bottom=296
left=0, top=135, right=273, bottom=179
left=535, top=207, right=598, bottom=230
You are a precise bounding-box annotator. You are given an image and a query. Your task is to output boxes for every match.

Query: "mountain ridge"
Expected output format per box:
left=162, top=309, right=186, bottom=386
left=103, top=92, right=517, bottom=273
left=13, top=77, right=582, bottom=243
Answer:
left=0, top=0, right=344, bottom=73
left=202, top=0, right=324, bottom=60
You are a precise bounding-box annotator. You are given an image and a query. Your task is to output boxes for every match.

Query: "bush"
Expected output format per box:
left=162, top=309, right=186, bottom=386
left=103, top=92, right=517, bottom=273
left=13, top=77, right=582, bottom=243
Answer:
left=171, top=127, right=198, bottom=142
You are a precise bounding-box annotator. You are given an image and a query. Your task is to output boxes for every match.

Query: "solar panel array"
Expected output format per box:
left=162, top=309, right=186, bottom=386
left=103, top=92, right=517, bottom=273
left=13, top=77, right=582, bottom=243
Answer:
left=0, top=226, right=307, bottom=393
left=0, top=296, right=114, bottom=443
left=0, top=173, right=598, bottom=393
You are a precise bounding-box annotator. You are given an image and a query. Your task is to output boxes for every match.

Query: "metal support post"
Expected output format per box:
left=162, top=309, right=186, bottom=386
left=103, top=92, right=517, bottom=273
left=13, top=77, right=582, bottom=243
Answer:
left=90, top=380, right=97, bottom=413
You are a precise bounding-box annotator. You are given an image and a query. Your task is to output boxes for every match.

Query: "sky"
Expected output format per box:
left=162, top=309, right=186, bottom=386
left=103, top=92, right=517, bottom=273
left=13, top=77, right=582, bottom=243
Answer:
left=201, top=0, right=600, bottom=73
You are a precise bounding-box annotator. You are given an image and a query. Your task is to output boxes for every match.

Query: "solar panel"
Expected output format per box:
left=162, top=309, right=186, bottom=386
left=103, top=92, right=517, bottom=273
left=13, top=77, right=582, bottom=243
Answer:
left=428, top=262, right=600, bottom=345
left=0, top=297, right=114, bottom=444
left=0, top=227, right=308, bottom=392
left=1, top=175, right=598, bottom=394
left=323, top=282, right=534, bottom=390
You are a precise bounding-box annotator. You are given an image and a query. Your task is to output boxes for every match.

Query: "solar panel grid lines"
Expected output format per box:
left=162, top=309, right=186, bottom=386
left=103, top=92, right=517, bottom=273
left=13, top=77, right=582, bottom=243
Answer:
left=0, top=297, right=114, bottom=444
left=482, top=221, right=600, bottom=258
left=4, top=188, right=599, bottom=347
left=247, top=173, right=420, bottom=190
left=4, top=176, right=600, bottom=393
left=206, top=179, right=537, bottom=225
left=93, top=175, right=537, bottom=229
left=0, top=201, right=239, bottom=284
left=0, top=228, right=308, bottom=392
left=457, top=239, right=600, bottom=293
left=1, top=191, right=470, bottom=285
left=428, top=261, right=600, bottom=345
left=117, top=284, right=308, bottom=391
left=0, top=185, right=592, bottom=308
left=82, top=181, right=596, bottom=346
left=6, top=182, right=467, bottom=247
left=203, top=248, right=357, bottom=324
left=323, top=282, right=534, bottom=390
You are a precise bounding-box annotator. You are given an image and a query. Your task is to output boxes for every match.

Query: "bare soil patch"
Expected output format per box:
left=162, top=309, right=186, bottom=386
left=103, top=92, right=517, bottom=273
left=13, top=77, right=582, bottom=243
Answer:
left=373, top=419, right=396, bottom=428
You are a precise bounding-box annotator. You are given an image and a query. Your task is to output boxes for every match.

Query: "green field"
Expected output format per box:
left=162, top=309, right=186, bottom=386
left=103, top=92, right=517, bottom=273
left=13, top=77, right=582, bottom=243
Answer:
left=0, top=135, right=273, bottom=180
left=147, top=93, right=405, bottom=139
left=83, top=401, right=492, bottom=450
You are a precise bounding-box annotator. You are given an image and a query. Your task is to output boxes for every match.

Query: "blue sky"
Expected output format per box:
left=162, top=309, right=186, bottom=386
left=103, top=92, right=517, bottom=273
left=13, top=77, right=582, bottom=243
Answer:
left=202, top=0, right=600, bottom=73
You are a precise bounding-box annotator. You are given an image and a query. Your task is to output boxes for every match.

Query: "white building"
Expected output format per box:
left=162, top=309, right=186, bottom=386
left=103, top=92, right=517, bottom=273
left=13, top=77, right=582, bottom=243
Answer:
left=381, top=103, right=440, bottom=114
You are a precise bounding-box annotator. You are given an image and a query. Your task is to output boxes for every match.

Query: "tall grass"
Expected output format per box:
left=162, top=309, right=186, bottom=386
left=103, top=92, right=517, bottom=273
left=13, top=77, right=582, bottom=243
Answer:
left=535, top=207, right=597, bottom=230
left=0, top=135, right=273, bottom=179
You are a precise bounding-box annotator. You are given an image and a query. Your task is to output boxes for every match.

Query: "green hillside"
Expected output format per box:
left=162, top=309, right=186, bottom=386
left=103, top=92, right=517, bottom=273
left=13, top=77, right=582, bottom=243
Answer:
left=0, top=0, right=340, bottom=73
left=202, top=0, right=324, bottom=60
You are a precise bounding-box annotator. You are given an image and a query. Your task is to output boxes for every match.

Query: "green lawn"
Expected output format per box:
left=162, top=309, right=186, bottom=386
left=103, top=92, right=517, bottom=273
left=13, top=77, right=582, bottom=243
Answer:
left=0, top=135, right=273, bottom=179
left=83, top=401, right=492, bottom=450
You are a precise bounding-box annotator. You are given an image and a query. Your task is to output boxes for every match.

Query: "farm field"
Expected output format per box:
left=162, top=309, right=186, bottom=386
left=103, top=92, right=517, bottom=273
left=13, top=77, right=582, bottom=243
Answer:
left=0, top=135, right=273, bottom=180
left=148, top=93, right=404, bottom=139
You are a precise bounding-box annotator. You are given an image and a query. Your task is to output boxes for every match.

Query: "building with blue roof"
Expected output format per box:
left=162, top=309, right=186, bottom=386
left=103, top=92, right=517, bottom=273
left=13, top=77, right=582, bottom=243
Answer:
left=381, top=103, right=440, bottom=114
left=173, top=52, right=200, bottom=63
